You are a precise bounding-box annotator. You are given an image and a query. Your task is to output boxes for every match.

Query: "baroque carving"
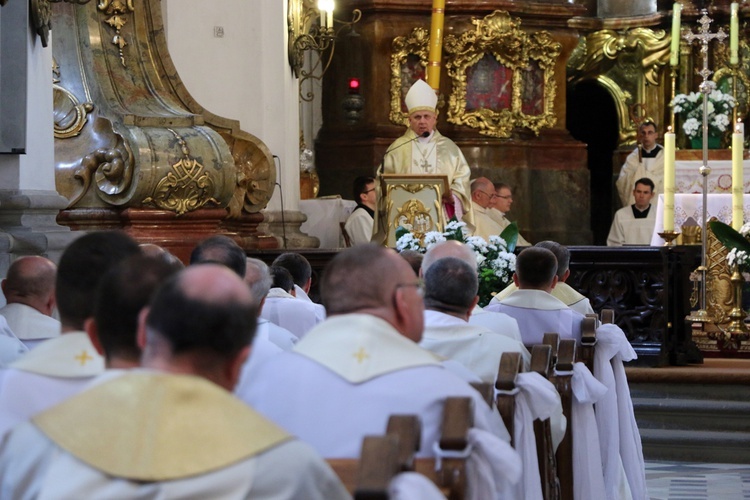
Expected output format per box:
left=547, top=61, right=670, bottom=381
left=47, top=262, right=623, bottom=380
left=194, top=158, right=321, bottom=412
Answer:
left=443, top=11, right=560, bottom=138
left=567, top=28, right=670, bottom=146
left=389, top=27, right=430, bottom=126
left=30, top=0, right=53, bottom=47
left=52, top=59, right=94, bottom=139
left=71, top=127, right=133, bottom=207
left=392, top=199, right=436, bottom=240
left=222, top=132, right=276, bottom=217
left=143, top=129, right=220, bottom=216
left=97, top=0, right=135, bottom=66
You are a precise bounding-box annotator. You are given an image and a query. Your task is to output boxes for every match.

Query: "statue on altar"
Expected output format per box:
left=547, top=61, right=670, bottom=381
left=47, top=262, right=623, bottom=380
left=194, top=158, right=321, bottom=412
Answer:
left=382, top=80, right=472, bottom=224
left=616, top=120, right=664, bottom=207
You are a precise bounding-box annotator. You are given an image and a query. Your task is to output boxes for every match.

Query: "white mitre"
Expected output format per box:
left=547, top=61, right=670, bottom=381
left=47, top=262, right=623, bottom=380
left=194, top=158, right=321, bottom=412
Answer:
left=405, top=79, right=437, bottom=114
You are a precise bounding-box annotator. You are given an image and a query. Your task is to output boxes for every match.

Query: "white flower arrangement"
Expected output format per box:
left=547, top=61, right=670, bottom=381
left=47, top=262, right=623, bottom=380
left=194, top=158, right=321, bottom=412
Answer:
left=395, top=218, right=517, bottom=306
left=671, top=88, right=736, bottom=140
left=727, top=247, right=750, bottom=269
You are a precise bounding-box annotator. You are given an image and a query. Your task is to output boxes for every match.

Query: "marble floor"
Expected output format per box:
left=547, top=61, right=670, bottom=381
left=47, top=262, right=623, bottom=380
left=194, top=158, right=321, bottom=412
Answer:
left=646, top=461, right=750, bottom=499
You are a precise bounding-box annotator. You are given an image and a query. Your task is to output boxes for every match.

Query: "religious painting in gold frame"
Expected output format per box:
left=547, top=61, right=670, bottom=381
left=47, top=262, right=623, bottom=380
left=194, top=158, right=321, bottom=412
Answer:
left=378, top=174, right=449, bottom=247
left=389, top=27, right=430, bottom=126
left=443, top=10, right=560, bottom=138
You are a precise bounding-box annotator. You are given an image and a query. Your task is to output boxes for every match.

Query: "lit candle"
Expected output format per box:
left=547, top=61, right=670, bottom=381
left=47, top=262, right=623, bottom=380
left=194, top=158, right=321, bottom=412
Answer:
left=670, top=3, right=682, bottom=67
left=664, top=127, right=676, bottom=232
left=732, top=121, right=744, bottom=230
left=731, top=3, right=739, bottom=66
left=318, top=0, right=334, bottom=29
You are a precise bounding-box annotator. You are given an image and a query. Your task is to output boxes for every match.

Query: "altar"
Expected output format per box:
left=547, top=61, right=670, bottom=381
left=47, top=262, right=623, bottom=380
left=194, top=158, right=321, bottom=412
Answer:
left=673, top=158, right=750, bottom=194
left=651, top=193, right=750, bottom=245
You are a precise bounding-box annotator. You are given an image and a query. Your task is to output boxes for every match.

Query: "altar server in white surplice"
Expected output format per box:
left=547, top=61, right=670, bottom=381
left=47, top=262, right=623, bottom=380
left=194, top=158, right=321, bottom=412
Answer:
left=594, top=324, right=648, bottom=500
left=421, top=240, right=526, bottom=345
left=615, top=121, right=663, bottom=208
left=0, top=256, right=61, bottom=350
left=0, top=232, right=141, bottom=437
left=607, top=177, right=657, bottom=247
left=273, top=252, right=326, bottom=322
left=486, top=247, right=583, bottom=346
left=0, top=265, right=349, bottom=499
left=491, top=240, right=595, bottom=316
left=238, top=244, right=520, bottom=498
left=420, top=257, right=529, bottom=383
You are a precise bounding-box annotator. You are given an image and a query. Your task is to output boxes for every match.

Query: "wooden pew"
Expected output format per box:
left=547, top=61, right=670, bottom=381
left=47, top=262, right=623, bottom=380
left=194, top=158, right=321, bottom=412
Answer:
left=495, top=351, right=523, bottom=445
left=328, top=397, right=473, bottom=499
left=579, top=317, right=597, bottom=373
left=530, top=344, right=562, bottom=500
left=549, top=338, right=576, bottom=500
left=470, top=381, right=496, bottom=409
left=600, top=308, right=615, bottom=325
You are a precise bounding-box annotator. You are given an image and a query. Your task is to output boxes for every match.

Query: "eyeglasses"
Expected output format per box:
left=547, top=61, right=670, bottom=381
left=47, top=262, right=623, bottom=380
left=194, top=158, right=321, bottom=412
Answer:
left=476, top=191, right=498, bottom=200
left=496, top=194, right=513, bottom=200
left=363, top=188, right=376, bottom=194
left=394, top=280, right=425, bottom=297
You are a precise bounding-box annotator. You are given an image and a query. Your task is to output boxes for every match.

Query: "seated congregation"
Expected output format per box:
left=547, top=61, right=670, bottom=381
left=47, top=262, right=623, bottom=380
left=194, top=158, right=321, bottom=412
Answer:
left=0, top=232, right=646, bottom=499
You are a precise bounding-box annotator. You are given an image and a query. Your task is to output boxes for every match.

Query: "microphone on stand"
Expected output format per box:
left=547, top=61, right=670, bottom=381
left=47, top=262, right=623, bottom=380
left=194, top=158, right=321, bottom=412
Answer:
left=376, top=131, right=430, bottom=177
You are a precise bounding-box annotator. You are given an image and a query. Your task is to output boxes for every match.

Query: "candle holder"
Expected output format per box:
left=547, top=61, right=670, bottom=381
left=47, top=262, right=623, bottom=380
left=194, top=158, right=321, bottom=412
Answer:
left=723, top=262, right=749, bottom=335
left=658, top=230, right=680, bottom=246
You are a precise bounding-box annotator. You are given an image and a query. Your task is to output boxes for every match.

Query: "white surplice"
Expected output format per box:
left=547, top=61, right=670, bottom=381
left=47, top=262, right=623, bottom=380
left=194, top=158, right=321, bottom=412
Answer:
left=260, top=288, right=321, bottom=339
left=491, top=282, right=595, bottom=316
left=257, top=318, right=298, bottom=351
left=0, top=303, right=61, bottom=350
left=0, top=332, right=104, bottom=438
left=420, top=310, right=529, bottom=383
left=485, top=289, right=584, bottom=345
left=594, top=324, right=647, bottom=500
left=237, top=314, right=511, bottom=460
left=293, top=285, right=326, bottom=321
left=468, top=305, right=524, bottom=342
left=0, top=373, right=349, bottom=500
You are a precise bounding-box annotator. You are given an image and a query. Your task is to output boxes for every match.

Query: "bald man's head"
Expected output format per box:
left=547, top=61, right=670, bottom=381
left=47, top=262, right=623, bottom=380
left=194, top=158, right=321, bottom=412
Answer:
left=422, top=240, right=477, bottom=274
left=2, top=256, right=57, bottom=315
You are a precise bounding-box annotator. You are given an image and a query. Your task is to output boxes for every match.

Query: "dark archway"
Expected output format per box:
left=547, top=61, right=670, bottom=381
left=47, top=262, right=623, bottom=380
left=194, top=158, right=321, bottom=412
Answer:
left=567, top=81, right=620, bottom=245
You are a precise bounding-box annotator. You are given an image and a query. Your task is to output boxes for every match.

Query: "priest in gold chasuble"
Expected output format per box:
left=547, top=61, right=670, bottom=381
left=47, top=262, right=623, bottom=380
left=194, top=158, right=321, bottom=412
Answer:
left=383, top=80, right=473, bottom=224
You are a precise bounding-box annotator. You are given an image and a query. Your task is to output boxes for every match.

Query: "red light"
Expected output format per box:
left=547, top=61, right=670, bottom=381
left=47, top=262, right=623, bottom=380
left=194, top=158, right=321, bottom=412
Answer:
left=348, top=78, right=361, bottom=93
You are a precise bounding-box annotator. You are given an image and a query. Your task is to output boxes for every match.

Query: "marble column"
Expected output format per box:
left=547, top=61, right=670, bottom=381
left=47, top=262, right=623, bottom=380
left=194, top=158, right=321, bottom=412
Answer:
left=0, top=1, right=77, bottom=278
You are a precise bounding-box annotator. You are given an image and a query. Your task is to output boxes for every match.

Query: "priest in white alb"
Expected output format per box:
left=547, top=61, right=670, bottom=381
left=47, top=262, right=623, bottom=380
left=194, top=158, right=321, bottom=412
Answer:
left=615, top=121, right=663, bottom=207
left=607, top=177, right=657, bottom=246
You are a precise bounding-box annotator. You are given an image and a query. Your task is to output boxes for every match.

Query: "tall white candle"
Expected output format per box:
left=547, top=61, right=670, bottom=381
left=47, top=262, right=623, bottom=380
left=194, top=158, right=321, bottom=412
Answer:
left=670, top=3, right=682, bottom=67
left=732, top=121, right=744, bottom=230
left=664, top=128, right=676, bottom=232
left=731, top=3, right=739, bottom=66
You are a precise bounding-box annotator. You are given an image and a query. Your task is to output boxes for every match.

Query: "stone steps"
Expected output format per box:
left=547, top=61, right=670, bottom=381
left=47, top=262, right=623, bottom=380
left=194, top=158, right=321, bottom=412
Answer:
left=630, top=382, right=750, bottom=464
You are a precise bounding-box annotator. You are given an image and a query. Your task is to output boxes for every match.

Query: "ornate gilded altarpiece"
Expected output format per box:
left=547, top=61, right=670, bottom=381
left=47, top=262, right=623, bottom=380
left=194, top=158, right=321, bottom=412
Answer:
left=389, top=11, right=560, bottom=138
left=567, top=27, right=671, bottom=147
left=48, top=0, right=277, bottom=256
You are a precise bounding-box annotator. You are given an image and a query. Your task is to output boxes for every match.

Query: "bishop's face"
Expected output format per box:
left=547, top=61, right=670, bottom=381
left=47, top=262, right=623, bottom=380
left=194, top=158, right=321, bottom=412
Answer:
left=408, top=111, right=437, bottom=137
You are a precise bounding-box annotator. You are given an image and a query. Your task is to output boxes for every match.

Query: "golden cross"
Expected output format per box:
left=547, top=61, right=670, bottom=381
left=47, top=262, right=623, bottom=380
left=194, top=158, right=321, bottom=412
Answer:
left=352, top=347, right=370, bottom=364
left=74, top=350, right=93, bottom=366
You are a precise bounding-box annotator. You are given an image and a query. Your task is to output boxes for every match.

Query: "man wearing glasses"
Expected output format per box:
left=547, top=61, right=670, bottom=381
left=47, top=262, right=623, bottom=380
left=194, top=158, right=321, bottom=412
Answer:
left=344, top=176, right=376, bottom=245
left=492, top=182, right=531, bottom=246
left=470, top=177, right=531, bottom=245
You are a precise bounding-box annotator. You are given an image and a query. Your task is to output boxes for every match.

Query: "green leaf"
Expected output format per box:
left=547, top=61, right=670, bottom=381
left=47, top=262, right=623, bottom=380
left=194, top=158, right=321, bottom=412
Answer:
left=500, top=222, right=519, bottom=253
left=709, top=220, right=750, bottom=253
left=395, top=225, right=409, bottom=240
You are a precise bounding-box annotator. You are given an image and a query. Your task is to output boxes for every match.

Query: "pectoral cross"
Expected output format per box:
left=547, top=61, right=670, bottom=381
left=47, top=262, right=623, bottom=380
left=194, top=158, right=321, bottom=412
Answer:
left=352, top=347, right=370, bottom=364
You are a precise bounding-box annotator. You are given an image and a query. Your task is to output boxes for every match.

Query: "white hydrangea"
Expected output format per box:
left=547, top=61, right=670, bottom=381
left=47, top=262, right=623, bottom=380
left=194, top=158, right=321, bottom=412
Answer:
left=395, top=233, right=422, bottom=253
left=488, top=234, right=508, bottom=250
left=445, top=219, right=467, bottom=232
left=712, top=113, right=730, bottom=132
left=423, top=231, right=446, bottom=250
left=475, top=254, right=487, bottom=267
left=683, top=118, right=701, bottom=137
left=739, top=223, right=750, bottom=237
left=727, top=248, right=750, bottom=268
left=465, top=236, right=489, bottom=254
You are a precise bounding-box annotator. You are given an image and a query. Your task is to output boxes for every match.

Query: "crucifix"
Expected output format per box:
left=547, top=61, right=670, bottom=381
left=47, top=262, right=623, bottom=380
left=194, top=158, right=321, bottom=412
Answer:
left=683, top=10, right=728, bottom=324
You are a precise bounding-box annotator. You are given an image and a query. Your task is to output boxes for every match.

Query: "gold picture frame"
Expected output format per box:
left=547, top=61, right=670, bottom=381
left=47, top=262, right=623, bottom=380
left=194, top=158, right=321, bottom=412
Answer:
left=389, top=27, right=430, bottom=126
left=443, top=10, right=560, bottom=138
left=376, top=174, right=449, bottom=247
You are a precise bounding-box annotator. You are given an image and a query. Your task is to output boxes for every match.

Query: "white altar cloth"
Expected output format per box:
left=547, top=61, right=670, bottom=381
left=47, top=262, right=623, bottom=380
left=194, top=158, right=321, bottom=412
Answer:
left=299, top=198, right=357, bottom=249
left=650, top=193, right=750, bottom=245
left=674, top=160, right=750, bottom=194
